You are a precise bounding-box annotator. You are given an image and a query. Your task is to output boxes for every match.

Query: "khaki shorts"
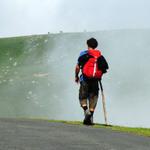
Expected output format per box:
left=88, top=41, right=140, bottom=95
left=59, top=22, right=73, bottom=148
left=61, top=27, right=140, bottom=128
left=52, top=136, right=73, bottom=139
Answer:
left=79, top=80, right=99, bottom=109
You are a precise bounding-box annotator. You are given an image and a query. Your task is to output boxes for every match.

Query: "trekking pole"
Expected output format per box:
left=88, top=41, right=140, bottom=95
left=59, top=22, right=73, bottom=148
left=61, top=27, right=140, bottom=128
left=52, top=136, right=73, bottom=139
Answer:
left=99, top=80, right=108, bottom=125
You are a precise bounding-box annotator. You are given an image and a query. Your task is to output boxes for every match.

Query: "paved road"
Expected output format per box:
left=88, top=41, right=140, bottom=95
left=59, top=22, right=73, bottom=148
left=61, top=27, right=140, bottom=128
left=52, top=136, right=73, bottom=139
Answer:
left=0, top=118, right=149, bottom=150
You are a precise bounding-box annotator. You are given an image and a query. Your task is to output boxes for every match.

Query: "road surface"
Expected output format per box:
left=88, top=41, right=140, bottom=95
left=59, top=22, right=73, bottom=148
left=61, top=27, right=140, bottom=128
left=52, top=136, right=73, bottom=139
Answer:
left=0, top=118, right=149, bottom=150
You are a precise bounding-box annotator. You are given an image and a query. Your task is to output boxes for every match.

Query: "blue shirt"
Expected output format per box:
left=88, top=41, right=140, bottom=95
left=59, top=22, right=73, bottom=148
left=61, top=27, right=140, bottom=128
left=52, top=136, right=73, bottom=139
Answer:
left=77, top=50, right=88, bottom=64
left=77, top=50, right=88, bottom=82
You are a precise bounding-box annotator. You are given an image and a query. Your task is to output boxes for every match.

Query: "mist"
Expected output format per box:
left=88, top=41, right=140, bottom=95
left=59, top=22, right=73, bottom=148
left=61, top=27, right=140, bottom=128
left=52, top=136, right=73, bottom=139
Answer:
left=0, top=30, right=150, bottom=128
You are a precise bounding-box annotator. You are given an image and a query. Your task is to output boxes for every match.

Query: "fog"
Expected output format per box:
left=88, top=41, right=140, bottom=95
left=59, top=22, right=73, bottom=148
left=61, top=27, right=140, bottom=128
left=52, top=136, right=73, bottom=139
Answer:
left=1, top=0, right=150, bottom=37
left=0, top=30, right=150, bottom=128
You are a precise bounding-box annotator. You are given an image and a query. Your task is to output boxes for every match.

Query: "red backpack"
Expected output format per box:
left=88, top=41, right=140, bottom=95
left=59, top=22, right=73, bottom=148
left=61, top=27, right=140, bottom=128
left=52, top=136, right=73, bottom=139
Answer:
left=82, top=49, right=103, bottom=79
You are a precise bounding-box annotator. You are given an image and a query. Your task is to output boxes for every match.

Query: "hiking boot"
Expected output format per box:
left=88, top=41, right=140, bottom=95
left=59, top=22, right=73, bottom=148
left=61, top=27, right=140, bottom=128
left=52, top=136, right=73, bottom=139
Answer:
left=90, top=115, right=94, bottom=125
left=83, top=110, right=92, bottom=125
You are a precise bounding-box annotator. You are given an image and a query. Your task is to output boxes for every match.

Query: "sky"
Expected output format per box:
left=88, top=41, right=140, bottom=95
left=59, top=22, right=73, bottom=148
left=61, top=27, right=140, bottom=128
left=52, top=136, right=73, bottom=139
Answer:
left=0, top=0, right=150, bottom=37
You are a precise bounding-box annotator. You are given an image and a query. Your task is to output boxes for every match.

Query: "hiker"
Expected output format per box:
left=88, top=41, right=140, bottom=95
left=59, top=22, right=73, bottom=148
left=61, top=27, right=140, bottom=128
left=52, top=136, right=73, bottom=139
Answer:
left=75, top=38, right=109, bottom=125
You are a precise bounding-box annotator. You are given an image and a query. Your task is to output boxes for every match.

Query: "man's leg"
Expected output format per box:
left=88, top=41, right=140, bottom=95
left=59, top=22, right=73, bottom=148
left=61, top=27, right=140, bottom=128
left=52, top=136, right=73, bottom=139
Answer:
left=79, top=81, right=88, bottom=111
left=88, top=80, right=99, bottom=125
left=80, top=99, right=91, bottom=125
left=80, top=99, right=88, bottom=111
left=89, top=94, right=98, bottom=124
left=79, top=81, right=91, bottom=124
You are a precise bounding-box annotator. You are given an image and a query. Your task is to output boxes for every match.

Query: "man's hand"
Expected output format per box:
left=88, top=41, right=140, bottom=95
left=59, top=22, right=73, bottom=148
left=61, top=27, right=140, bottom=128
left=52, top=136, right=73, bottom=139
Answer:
left=75, top=76, right=79, bottom=84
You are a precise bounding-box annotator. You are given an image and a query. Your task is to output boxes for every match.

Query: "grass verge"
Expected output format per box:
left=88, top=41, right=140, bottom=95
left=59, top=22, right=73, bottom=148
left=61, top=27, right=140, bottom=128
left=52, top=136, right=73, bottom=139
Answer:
left=47, top=120, right=150, bottom=137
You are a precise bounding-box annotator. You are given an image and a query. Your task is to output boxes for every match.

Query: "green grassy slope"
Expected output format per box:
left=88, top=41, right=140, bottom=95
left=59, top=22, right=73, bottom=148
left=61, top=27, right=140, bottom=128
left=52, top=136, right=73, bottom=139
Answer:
left=0, top=32, right=85, bottom=118
left=0, top=34, right=55, bottom=117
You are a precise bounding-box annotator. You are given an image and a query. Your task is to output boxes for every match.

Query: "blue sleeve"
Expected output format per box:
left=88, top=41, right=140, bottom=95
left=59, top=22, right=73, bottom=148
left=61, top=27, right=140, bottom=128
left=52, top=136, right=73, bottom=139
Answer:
left=77, top=50, right=88, bottom=64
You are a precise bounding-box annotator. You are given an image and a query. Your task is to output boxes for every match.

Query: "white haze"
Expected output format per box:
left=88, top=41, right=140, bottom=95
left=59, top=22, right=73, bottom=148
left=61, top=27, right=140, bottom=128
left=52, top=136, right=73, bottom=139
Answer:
left=1, top=0, right=150, bottom=37
left=1, top=30, right=150, bottom=128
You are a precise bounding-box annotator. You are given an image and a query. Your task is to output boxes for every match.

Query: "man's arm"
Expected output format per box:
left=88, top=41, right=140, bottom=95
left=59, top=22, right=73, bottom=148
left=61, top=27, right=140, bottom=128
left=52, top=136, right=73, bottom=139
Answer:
left=75, top=50, right=89, bottom=83
left=75, top=64, right=80, bottom=83
left=97, top=55, right=109, bottom=73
